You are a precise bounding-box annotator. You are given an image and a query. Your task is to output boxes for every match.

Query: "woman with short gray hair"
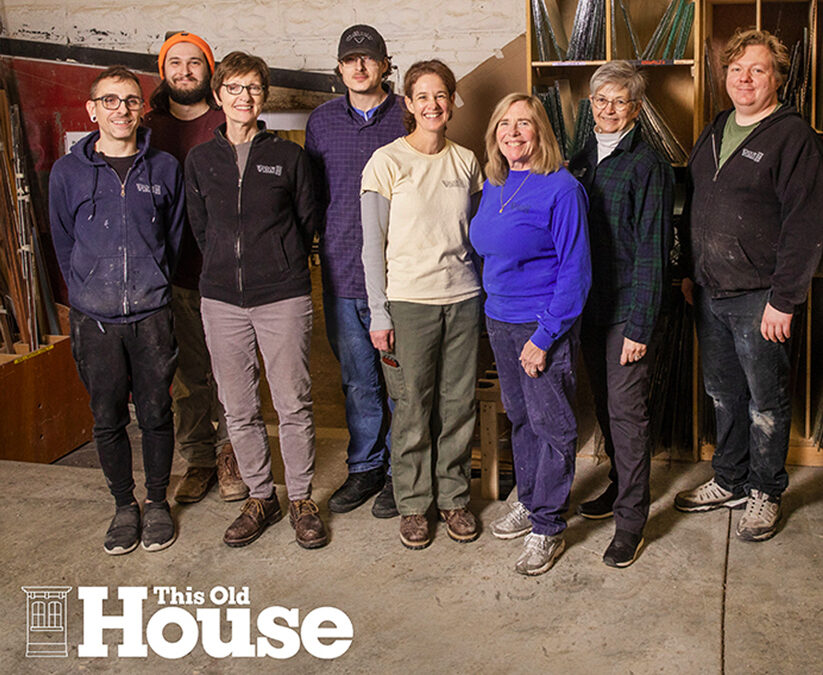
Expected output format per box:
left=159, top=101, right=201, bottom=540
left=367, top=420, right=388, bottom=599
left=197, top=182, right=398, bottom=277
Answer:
left=568, top=61, right=674, bottom=567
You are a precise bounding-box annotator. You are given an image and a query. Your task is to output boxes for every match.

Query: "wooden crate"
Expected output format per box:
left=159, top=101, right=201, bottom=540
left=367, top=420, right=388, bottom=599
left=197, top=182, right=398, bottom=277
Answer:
left=0, top=335, right=92, bottom=463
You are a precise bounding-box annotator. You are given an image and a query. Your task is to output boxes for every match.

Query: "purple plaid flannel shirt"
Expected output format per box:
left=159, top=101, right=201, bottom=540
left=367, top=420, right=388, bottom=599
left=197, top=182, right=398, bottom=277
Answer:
left=305, top=89, right=406, bottom=298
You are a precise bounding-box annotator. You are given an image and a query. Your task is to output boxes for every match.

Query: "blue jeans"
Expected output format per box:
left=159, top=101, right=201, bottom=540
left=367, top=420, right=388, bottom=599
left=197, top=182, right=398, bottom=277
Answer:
left=70, top=306, right=177, bottom=506
left=694, top=286, right=792, bottom=498
left=323, top=294, right=390, bottom=474
left=487, top=317, right=579, bottom=536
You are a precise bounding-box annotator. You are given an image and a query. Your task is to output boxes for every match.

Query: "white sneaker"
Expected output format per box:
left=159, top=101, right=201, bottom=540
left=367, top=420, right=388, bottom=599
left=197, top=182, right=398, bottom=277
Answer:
left=490, top=500, right=532, bottom=539
left=514, top=533, right=565, bottom=576
left=674, top=478, right=747, bottom=512
left=736, top=489, right=781, bottom=541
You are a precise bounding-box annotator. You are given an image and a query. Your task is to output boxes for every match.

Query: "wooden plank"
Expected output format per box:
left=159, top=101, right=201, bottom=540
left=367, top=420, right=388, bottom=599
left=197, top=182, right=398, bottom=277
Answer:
left=0, top=334, right=92, bottom=463
left=479, top=400, right=500, bottom=501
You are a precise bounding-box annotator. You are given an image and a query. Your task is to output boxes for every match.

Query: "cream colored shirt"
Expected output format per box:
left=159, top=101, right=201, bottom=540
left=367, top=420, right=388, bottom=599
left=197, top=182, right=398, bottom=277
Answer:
left=361, top=137, right=483, bottom=328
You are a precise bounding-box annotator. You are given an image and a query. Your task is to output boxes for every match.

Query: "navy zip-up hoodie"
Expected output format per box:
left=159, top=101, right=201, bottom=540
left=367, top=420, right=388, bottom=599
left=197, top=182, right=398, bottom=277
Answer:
left=684, top=106, right=823, bottom=313
left=49, top=127, right=185, bottom=323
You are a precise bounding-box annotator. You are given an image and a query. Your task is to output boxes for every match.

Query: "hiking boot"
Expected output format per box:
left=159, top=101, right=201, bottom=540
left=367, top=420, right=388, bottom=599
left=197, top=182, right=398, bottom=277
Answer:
left=289, top=499, right=329, bottom=549
left=736, top=489, right=781, bottom=542
left=103, top=503, right=140, bottom=555
left=515, top=533, right=565, bottom=576
left=224, top=495, right=282, bottom=547
left=371, top=474, right=399, bottom=519
left=603, top=529, right=644, bottom=568
left=142, top=501, right=176, bottom=552
left=216, top=443, right=249, bottom=502
left=327, top=467, right=385, bottom=513
left=439, top=507, right=480, bottom=543
left=399, top=514, right=430, bottom=550
left=674, top=478, right=747, bottom=512
left=577, top=483, right=618, bottom=520
left=174, top=466, right=216, bottom=503
left=490, top=500, right=532, bottom=539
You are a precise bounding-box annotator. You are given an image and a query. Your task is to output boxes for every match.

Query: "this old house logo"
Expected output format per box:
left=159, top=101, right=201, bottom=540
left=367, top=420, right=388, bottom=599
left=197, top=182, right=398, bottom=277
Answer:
left=22, top=586, right=72, bottom=657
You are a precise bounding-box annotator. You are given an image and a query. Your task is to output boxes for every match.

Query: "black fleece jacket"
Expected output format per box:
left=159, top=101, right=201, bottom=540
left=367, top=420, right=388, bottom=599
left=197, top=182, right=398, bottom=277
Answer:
left=684, top=106, right=823, bottom=314
left=185, top=123, right=317, bottom=307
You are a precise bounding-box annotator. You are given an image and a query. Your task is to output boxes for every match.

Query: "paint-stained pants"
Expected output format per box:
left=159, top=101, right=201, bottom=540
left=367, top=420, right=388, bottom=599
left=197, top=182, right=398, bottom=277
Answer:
left=694, top=286, right=792, bottom=498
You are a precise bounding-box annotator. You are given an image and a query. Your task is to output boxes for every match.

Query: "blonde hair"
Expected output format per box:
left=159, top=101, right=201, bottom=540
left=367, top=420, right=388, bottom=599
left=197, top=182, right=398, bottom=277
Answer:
left=484, top=93, right=562, bottom=186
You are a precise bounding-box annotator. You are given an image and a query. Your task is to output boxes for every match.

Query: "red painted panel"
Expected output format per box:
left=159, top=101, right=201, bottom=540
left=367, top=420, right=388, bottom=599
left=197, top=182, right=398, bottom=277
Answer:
left=7, top=57, right=159, bottom=171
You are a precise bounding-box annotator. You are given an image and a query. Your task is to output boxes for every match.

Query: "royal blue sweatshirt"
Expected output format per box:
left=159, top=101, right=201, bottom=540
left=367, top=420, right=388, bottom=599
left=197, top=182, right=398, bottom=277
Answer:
left=49, top=127, right=185, bottom=323
left=470, top=168, right=591, bottom=351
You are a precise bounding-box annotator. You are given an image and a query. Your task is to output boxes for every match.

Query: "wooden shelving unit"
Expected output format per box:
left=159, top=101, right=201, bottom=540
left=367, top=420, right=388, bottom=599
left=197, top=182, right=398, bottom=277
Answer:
left=526, top=0, right=822, bottom=465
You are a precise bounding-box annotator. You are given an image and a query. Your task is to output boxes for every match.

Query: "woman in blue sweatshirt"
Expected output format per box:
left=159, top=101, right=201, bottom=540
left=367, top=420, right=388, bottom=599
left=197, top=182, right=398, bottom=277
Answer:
left=470, top=93, right=591, bottom=576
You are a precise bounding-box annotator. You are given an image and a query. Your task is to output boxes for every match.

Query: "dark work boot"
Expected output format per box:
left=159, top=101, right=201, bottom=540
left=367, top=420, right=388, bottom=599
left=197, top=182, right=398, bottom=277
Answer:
left=371, top=474, right=399, bottom=518
left=327, top=467, right=385, bottom=513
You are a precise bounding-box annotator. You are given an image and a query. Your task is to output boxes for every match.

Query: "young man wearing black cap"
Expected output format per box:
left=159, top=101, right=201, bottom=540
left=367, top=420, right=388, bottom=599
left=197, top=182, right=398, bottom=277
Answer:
left=144, top=32, right=248, bottom=505
left=305, top=25, right=406, bottom=518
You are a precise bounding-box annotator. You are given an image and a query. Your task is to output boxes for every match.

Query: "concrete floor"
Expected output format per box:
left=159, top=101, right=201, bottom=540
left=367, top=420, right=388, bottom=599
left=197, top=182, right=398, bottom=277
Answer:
left=2, top=272, right=822, bottom=672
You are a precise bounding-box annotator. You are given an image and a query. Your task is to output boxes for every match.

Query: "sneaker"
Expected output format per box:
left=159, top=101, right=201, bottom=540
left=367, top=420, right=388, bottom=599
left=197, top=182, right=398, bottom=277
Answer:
left=399, top=514, right=431, bottom=550
left=603, top=529, right=644, bottom=568
left=327, top=467, right=385, bottom=513
left=490, top=500, right=532, bottom=539
left=674, top=478, right=747, bottom=512
left=103, top=503, right=140, bottom=555
left=371, top=474, right=399, bottom=519
left=141, top=501, right=176, bottom=552
left=224, top=495, right=282, bottom=547
left=515, top=533, right=566, bottom=576
left=736, top=489, right=781, bottom=542
left=289, top=499, right=329, bottom=549
left=577, top=483, right=618, bottom=520
left=439, top=507, right=480, bottom=543
left=216, top=443, right=249, bottom=502
left=174, top=466, right=216, bottom=503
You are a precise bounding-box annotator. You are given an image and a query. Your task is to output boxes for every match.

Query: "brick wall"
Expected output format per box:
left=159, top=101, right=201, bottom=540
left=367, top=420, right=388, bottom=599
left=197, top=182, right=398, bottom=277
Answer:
left=1, top=0, right=525, bottom=81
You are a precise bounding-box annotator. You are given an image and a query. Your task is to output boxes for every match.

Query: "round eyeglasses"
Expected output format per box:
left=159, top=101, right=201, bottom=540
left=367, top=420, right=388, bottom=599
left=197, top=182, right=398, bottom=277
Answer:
left=590, top=95, right=635, bottom=112
left=92, top=95, right=144, bottom=111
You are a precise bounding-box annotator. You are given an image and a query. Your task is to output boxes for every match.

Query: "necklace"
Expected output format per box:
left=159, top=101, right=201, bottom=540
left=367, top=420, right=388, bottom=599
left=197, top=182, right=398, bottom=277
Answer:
left=499, top=172, right=530, bottom=213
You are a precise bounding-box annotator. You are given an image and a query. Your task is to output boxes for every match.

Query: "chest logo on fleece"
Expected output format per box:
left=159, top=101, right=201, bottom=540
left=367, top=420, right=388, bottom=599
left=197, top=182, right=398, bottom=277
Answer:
left=136, top=183, right=162, bottom=195
left=740, top=148, right=764, bottom=163
left=257, top=164, right=283, bottom=176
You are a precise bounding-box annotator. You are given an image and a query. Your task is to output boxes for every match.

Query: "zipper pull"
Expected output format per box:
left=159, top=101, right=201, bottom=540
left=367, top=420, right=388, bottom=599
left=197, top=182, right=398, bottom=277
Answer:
left=121, top=184, right=125, bottom=197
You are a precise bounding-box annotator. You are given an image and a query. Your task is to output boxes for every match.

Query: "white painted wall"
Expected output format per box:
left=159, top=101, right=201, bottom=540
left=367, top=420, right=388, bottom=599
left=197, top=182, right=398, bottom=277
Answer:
left=0, top=0, right=525, bottom=82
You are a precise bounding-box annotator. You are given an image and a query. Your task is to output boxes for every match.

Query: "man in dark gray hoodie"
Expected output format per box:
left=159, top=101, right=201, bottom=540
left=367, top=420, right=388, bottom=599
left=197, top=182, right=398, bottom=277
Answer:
left=677, top=30, right=823, bottom=542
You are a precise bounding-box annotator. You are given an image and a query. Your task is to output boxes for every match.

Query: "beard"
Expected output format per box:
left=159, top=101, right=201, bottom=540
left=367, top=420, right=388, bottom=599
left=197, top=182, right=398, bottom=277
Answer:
left=167, top=77, right=211, bottom=106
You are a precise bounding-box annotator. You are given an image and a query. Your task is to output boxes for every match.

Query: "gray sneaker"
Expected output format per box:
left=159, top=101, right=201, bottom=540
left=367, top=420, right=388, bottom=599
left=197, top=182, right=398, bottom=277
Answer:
left=736, top=489, right=781, bottom=541
left=514, top=533, right=565, bottom=576
left=674, top=478, right=747, bottom=512
left=491, top=500, right=532, bottom=539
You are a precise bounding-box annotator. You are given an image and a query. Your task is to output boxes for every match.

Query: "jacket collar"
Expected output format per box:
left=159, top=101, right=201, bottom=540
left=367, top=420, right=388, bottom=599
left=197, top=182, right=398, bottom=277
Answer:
left=73, top=125, right=152, bottom=165
left=213, top=120, right=270, bottom=146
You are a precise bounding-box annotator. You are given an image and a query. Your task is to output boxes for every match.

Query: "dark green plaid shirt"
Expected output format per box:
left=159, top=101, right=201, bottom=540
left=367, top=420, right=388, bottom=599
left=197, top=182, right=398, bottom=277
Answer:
left=569, top=125, right=673, bottom=344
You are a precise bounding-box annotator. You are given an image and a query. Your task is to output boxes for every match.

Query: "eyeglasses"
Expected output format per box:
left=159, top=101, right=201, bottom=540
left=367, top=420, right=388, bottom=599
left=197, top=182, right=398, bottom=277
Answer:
left=92, top=95, right=144, bottom=111
left=339, top=55, right=379, bottom=67
left=590, top=95, right=635, bottom=112
left=222, top=83, right=264, bottom=96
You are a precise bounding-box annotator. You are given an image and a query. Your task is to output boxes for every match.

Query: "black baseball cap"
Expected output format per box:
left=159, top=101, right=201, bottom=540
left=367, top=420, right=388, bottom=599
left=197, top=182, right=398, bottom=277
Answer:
left=338, top=24, right=388, bottom=61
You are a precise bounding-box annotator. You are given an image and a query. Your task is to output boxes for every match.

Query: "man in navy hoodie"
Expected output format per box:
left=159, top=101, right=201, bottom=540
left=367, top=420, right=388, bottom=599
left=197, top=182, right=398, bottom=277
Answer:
left=49, top=66, right=185, bottom=555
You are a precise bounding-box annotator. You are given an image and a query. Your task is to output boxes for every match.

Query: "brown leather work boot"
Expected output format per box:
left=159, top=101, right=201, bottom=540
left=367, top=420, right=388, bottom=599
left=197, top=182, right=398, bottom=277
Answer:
left=439, top=507, right=480, bottom=543
left=174, top=466, right=216, bottom=504
left=216, top=443, right=249, bottom=502
left=288, top=499, right=329, bottom=549
left=224, top=495, right=282, bottom=547
left=399, top=514, right=431, bottom=550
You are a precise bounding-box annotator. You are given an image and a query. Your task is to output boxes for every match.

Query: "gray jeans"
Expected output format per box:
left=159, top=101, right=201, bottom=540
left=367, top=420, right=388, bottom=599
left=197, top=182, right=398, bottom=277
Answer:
left=201, top=295, right=315, bottom=500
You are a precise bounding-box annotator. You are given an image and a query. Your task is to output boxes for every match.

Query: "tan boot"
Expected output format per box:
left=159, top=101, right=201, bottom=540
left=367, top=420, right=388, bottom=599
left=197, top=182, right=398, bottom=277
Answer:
left=216, top=443, right=249, bottom=502
left=174, top=466, right=216, bottom=504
